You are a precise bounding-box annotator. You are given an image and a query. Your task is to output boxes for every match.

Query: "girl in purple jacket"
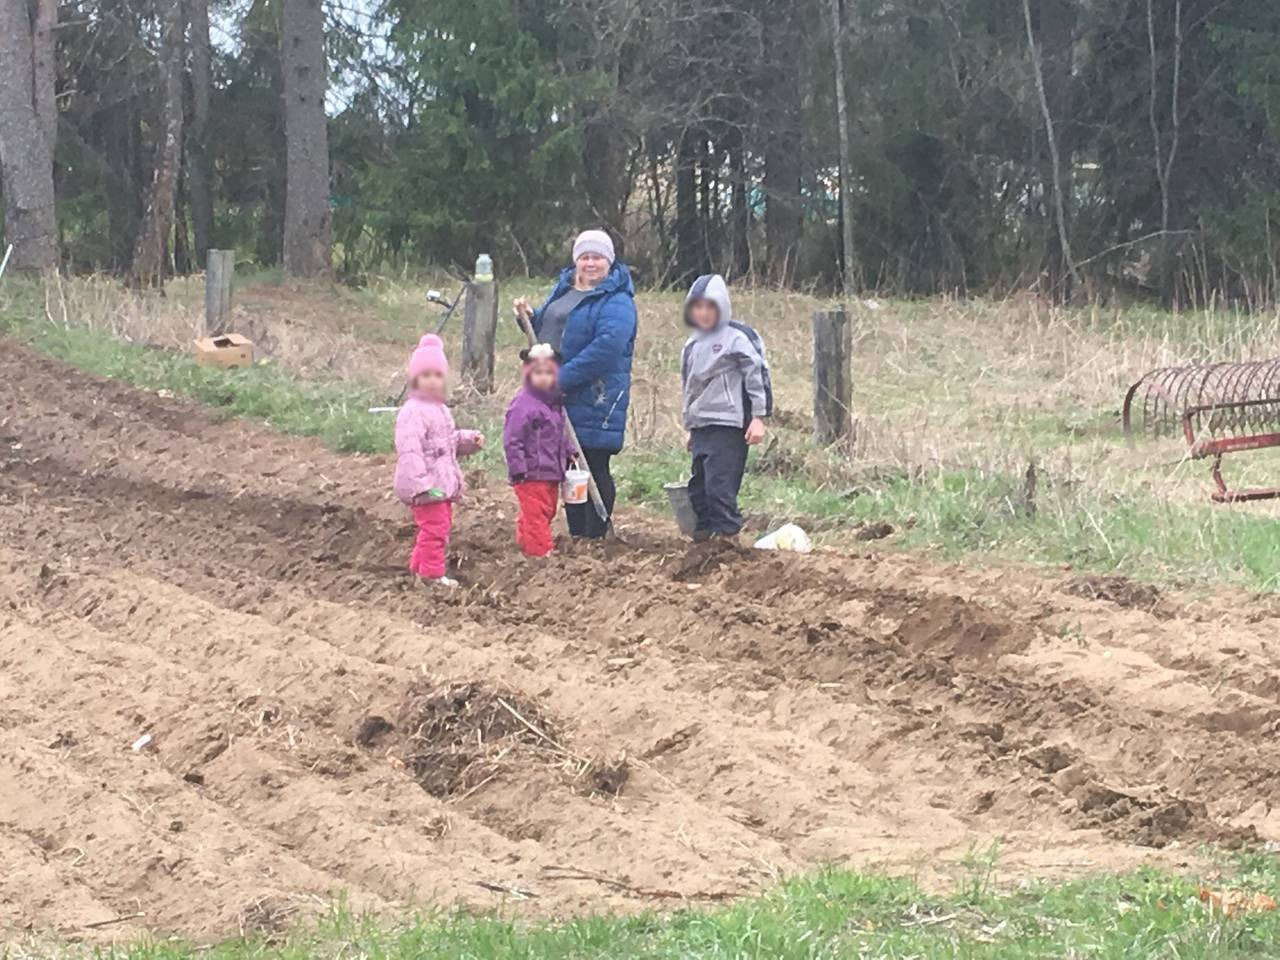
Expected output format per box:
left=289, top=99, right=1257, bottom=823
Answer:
left=503, top=344, right=576, bottom=557
left=394, top=334, right=485, bottom=587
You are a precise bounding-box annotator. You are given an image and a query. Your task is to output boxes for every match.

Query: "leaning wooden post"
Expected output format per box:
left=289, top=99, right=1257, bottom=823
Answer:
left=813, top=308, right=853, bottom=445
left=462, top=274, right=499, bottom=393
left=204, top=249, right=234, bottom=335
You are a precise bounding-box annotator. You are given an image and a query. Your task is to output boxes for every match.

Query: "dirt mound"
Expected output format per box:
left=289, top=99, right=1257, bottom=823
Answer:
left=1062, top=574, right=1166, bottom=615
left=854, top=521, right=895, bottom=541
left=666, top=539, right=756, bottom=582
left=393, top=681, right=561, bottom=797
left=1044, top=759, right=1259, bottom=850
left=887, top=593, right=1032, bottom=662
left=6, top=341, right=1280, bottom=942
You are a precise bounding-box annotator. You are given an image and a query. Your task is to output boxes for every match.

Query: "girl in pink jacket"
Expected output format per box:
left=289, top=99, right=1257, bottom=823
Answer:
left=394, top=334, right=485, bottom=587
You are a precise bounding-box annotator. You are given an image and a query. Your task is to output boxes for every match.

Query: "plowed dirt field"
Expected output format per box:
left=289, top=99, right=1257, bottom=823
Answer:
left=4, top=343, right=1280, bottom=942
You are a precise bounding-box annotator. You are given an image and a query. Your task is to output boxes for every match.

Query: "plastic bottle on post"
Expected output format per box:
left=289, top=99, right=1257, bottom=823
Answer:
left=475, top=253, right=494, bottom=282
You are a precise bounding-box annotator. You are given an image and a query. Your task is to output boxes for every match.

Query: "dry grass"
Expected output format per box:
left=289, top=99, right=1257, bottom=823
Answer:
left=50, top=273, right=409, bottom=393
left=43, top=270, right=1280, bottom=504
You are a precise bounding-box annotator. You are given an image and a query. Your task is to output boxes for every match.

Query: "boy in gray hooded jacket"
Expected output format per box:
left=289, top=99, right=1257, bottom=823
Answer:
left=680, top=274, right=772, bottom=539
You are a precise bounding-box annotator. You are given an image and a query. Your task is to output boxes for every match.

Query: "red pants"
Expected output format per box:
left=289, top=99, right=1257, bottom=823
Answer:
left=410, top=501, right=453, bottom=579
left=514, top=482, right=558, bottom=557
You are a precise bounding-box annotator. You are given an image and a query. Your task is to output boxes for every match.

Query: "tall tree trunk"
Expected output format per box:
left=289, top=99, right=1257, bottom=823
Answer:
left=582, top=114, right=628, bottom=259
left=173, top=158, right=191, bottom=274
left=829, top=0, right=857, bottom=293
left=129, top=0, right=185, bottom=288
left=1148, top=0, right=1183, bottom=304
left=1035, top=0, right=1078, bottom=297
left=697, top=132, right=714, bottom=275
left=1023, top=0, right=1081, bottom=299
left=100, top=105, right=136, bottom=270
left=281, top=0, right=332, bottom=277
left=762, top=3, right=803, bottom=284
left=0, top=0, right=58, bottom=271
left=32, top=0, right=56, bottom=152
left=728, top=130, right=750, bottom=279
left=187, top=0, right=214, bottom=266
left=675, top=126, right=699, bottom=285
left=645, top=133, right=671, bottom=276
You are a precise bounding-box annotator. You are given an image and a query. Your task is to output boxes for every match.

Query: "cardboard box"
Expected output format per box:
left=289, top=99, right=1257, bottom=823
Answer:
left=193, top=333, right=254, bottom=369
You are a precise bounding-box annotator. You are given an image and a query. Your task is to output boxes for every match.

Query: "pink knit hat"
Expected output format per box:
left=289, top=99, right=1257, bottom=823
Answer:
left=408, top=333, right=448, bottom=381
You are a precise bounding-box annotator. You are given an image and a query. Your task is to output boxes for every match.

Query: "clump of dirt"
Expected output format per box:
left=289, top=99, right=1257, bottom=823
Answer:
left=238, top=895, right=302, bottom=940
left=1044, top=760, right=1260, bottom=850
left=1063, top=574, right=1165, bottom=615
left=394, top=681, right=561, bottom=798
left=1114, top=797, right=1259, bottom=850
left=668, top=539, right=754, bottom=582
left=354, top=714, right=394, bottom=747
left=890, top=594, right=1032, bottom=661
left=1024, top=743, right=1075, bottom=774
left=1104, top=796, right=1258, bottom=850
left=577, top=754, right=631, bottom=797
left=855, top=521, right=895, bottom=541
left=725, top=557, right=850, bottom=603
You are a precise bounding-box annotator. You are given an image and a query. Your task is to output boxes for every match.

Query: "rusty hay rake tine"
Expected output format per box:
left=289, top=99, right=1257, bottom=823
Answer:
left=1125, top=357, right=1280, bottom=503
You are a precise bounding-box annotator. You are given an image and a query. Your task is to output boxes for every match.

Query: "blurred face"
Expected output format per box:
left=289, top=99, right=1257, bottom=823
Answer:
left=688, top=299, right=720, bottom=331
left=527, top=359, right=558, bottom=392
left=575, top=252, right=610, bottom=286
left=413, top=369, right=447, bottom=400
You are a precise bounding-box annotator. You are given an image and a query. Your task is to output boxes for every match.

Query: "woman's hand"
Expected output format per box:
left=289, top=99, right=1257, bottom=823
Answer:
left=745, top=418, right=766, bottom=445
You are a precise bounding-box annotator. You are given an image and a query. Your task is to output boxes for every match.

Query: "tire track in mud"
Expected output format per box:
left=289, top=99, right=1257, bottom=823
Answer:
left=4, top=341, right=1280, bottom=940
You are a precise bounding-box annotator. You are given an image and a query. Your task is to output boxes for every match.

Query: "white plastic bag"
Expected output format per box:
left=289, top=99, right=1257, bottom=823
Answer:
left=753, top=523, right=813, bottom=553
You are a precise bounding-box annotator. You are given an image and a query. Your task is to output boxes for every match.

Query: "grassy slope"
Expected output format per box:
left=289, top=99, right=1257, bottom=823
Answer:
left=72, top=858, right=1280, bottom=959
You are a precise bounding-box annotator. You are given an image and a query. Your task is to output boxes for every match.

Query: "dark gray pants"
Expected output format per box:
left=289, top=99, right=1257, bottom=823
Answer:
left=689, top=425, right=748, bottom=535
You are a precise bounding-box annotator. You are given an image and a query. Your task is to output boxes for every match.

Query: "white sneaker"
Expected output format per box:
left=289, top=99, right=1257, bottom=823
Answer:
left=427, top=576, right=460, bottom=589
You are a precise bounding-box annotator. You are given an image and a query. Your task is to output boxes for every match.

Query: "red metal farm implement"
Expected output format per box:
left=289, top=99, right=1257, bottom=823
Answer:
left=1124, top=359, right=1280, bottom=502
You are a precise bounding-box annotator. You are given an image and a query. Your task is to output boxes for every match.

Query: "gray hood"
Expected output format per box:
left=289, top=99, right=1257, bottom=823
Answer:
left=684, top=274, right=732, bottom=329
left=680, top=275, right=772, bottom=430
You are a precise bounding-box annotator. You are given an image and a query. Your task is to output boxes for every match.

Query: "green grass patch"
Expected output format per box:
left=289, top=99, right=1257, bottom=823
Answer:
left=617, top=443, right=1280, bottom=589
left=77, top=860, right=1280, bottom=959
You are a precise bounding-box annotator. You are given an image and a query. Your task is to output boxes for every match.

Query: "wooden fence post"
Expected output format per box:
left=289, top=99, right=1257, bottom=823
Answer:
left=813, top=309, right=853, bottom=445
left=204, top=249, right=234, bottom=335
left=462, top=277, right=499, bottom=392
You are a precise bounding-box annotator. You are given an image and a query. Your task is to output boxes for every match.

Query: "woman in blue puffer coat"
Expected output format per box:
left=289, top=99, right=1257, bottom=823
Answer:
left=513, top=230, right=637, bottom=539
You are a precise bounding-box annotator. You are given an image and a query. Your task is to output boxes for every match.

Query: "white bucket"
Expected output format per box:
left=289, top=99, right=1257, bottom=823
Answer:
left=562, top=467, right=591, bottom=505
